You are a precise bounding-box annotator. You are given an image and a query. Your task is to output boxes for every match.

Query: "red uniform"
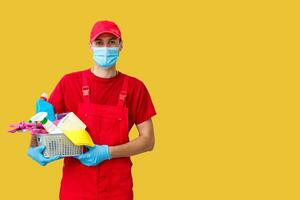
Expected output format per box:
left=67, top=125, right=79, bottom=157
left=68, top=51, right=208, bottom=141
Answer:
left=48, top=68, right=156, bottom=200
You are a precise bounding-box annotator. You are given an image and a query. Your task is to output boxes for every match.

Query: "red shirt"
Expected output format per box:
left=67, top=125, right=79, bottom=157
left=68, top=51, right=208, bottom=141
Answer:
left=48, top=69, right=156, bottom=131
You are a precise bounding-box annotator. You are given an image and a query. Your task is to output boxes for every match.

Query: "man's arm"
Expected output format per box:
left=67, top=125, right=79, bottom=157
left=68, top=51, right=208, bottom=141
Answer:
left=30, top=135, right=38, bottom=147
left=109, top=119, right=155, bottom=159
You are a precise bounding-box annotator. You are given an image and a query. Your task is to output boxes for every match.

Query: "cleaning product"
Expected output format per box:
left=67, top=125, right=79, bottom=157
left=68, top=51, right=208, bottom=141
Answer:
left=64, top=129, right=94, bottom=147
left=57, top=112, right=86, bottom=130
left=36, top=92, right=55, bottom=121
left=57, top=112, right=94, bottom=147
left=30, top=112, right=63, bottom=134
left=55, top=112, right=69, bottom=120
left=30, top=112, right=47, bottom=122
left=41, top=117, right=63, bottom=134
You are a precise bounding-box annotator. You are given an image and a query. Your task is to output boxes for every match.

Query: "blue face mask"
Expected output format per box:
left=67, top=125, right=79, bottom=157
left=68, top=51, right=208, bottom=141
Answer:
left=92, top=47, right=119, bottom=68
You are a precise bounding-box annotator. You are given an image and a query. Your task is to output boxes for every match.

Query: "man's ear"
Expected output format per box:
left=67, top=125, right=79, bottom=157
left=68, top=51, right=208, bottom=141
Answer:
left=119, top=40, right=123, bottom=52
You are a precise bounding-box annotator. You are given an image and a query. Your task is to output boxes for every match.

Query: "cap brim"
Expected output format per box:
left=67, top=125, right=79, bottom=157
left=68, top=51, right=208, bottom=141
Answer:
left=91, top=31, right=121, bottom=42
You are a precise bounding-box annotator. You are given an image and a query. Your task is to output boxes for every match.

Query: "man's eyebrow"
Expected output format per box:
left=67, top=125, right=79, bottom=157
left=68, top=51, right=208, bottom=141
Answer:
left=95, top=37, right=118, bottom=41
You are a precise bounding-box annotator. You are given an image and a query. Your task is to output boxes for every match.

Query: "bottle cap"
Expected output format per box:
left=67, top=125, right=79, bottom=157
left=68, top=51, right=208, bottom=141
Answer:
left=40, top=92, right=48, bottom=101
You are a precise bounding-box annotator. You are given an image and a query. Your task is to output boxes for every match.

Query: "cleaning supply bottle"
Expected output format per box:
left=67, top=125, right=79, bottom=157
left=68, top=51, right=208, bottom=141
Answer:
left=41, top=117, right=63, bottom=134
left=36, top=92, right=55, bottom=121
left=30, top=112, right=62, bottom=134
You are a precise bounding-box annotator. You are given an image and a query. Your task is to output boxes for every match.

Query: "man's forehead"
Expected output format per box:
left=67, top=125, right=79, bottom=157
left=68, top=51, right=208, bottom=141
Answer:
left=95, top=33, right=118, bottom=40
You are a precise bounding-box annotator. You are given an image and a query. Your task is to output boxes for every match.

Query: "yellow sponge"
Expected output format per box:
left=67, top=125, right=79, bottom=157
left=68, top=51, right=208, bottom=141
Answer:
left=64, top=129, right=95, bottom=147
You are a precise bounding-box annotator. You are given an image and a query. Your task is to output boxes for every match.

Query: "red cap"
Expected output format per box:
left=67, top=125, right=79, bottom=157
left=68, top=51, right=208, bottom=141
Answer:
left=90, top=20, right=122, bottom=43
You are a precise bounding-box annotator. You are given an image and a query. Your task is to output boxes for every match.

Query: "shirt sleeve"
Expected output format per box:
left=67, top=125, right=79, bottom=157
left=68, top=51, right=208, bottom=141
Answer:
left=48, top=76, right=67, bottom=114
left=134, top=81, right=157, bottom=125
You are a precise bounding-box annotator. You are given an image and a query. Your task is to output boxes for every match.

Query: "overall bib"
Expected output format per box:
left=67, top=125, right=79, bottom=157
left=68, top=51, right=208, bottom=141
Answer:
left=60, top=71, right=133, bottom=200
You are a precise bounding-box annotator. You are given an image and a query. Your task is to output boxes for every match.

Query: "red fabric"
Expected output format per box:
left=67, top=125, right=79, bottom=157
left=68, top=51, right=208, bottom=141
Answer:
left=59, top=71, right=133, bottom=199
left=90, top=20, right=122, bottom=42
left=48, top=68, right=156, bottom=131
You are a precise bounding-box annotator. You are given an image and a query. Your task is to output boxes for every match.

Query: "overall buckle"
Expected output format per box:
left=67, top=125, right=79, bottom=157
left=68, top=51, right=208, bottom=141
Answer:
left=119, top=91, right=127, bottom=100
left=82, top=86, right=89, bottom=96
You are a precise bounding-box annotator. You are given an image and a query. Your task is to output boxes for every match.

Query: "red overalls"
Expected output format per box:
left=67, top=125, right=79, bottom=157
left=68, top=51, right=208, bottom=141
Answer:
left=59, top=70, right=133, bottom=200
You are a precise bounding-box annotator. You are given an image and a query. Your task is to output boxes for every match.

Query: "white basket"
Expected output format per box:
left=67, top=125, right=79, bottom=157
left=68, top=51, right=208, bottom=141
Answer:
left=36, top=133, right=83, bottom=158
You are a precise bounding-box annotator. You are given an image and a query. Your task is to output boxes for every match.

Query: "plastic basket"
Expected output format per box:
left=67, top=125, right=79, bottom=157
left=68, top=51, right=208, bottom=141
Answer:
left=36, top=133, right=83, bottom=157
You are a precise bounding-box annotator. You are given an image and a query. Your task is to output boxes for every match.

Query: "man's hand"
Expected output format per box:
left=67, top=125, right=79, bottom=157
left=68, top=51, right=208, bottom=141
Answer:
left=27, top=145, right=61, bottom=166
left=74, top=145, right=111, bottom=167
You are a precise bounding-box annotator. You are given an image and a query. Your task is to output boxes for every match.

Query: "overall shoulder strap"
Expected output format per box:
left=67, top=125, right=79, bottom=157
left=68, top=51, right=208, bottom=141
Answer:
left=117, top=76, right=128, bottom=107
left=82, top=70, right=91, bottom=103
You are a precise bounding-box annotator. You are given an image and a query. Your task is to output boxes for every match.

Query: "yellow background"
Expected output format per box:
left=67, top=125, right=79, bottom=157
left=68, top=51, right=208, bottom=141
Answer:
left=0, top=0, right=299, bottom=199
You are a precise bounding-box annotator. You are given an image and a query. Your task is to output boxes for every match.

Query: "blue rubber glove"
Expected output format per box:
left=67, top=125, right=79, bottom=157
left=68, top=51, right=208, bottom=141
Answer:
left=27, top=145, right=61, bottom=166
left=74, top=145, right=111, bottom=166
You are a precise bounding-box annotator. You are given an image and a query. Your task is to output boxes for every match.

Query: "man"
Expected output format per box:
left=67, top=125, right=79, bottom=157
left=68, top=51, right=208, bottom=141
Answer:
left=27, top=20, right=156, bottom=200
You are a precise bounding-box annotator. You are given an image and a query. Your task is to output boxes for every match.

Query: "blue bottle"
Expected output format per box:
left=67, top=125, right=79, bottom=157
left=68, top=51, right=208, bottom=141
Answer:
left=35, top=92, right=56, bottom=121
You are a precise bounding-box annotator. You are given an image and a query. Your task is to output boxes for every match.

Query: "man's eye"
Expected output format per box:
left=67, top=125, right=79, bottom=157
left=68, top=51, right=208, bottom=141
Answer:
left=109, top=40, right=116, bottom=44
left=94, top=41, right=102, bottom=46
